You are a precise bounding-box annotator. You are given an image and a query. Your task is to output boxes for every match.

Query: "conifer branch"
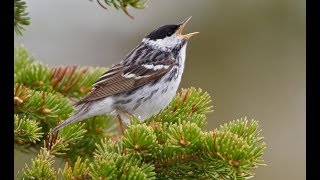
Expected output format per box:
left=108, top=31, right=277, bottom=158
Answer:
left=14, top=0, right=30, bottom=36
left=145, top=87, right=212, bottom=128
left=46, top=123, right=87, bottom=156
left=90, top=140, right=156, bottom=179
left=66, top=115, right=118, bottom=163
left=14, top=46, right=34, bottom=75
left=20, top=149, right=56, bottom=179
left=14, top=114, right=43, bottom=145
left=58, top=157, right=90, bottom=179
left=96, top=0, right=148, bottom=19
left=15, top=46, right=266, bottom=179
left=14, top=46, right=107, bottom=99
left=50, top=65, right=107, bottom=98
left=14, top=84, right=74, bottom=131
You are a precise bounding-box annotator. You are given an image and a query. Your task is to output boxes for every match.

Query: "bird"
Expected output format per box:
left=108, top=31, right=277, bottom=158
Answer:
left=51, top=16, right=199, bottom=134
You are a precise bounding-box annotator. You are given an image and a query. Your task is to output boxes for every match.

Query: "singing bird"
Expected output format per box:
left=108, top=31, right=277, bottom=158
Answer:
left=52, top=16, right=199, bottom=134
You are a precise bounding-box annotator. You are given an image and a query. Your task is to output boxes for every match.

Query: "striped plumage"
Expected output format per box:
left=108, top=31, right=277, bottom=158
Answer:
left=52, top=16, right=198, bottom=133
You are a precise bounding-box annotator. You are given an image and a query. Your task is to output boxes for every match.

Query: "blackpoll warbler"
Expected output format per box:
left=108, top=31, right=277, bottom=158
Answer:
left=52, top=16, right=199, bottom=134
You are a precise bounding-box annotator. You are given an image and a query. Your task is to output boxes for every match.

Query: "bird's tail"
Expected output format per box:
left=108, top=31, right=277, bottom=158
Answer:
left=51, top=104, right=89, bottom=133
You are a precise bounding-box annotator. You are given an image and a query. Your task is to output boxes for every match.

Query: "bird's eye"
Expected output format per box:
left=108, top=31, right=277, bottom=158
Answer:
left=166, top=32, right=173, bottom=36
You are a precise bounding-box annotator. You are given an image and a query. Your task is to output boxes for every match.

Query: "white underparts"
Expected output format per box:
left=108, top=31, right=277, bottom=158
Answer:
left=119, top=43, right=188, bottom=124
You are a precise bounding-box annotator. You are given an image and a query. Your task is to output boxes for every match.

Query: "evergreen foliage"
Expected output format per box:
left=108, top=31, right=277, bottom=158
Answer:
left=97, top=0, right=148, bottom=19
left=14, top=0, right=30, bottom=35
left=14, top=46, right=266, bottom=179
left=20, top=149, right=56, bottom=179
left=59, top=157, right=90, bottom=179
left=14, top=1, right=266, bottom=178
left=14, top=47, right=107, bottom=99
left=14, top=114, right=43, bottom=145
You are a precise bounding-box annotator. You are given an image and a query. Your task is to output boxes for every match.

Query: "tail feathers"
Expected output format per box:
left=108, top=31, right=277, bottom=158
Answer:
left=51, top=115, right=78, bottom=133
left=51, top=104, right=89, bottom=133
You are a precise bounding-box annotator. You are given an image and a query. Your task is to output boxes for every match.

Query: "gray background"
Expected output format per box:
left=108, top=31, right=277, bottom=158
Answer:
left=14, top=0, right=306, bottom=179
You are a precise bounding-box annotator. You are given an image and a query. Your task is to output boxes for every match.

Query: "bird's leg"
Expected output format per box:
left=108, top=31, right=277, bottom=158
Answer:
left=116, top=115, right=128, bottom=155
left=117, top=114, right=125, bottom=135
left=124, top=111, right=133, bottom=118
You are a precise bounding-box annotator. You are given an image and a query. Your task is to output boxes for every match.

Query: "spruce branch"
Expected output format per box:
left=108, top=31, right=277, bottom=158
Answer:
left=14, top=84, right=74, bottom=131
left=58, top=157, right=90, bottom=179
left=51, top=65, right=107, bottom=98
left=145, top=87, right=212, bottom=128
left=96, top=0, right=148, bottom=19
left=14, top=114, right=43, bottom=145
left=47, top=123, right=87, bottom=156
left=66, top=115, right=118, bottom=163
left=123, top=124, right=158, bottom=156
left=15, top=63, right=54, bottom=91
left=15, top=47, right=266, bottom=179
left=17, top=86, right=266, bottom=179
left=89, top=115, right=265, bottom=179
left=14, top=46, right=34, bottom=75
left=14, top=0, right=30, bottom=36
left=90, top=140, right=156, bottom=179
left=14, top=46, right=54, bottom=90
left=83, top=88, right=265, bottom=179
left=201, top=118, right=266, bottom=179
left=20, top=149, right=56, bottom=180
left=89, top=154, right=156, bottom=179
left=15, top=46, right=107, bottom=99
left=166, top=121, right=202, bottom=150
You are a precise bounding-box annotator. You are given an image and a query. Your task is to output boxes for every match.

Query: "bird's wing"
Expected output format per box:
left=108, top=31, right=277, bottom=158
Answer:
left=74, top=57, right=175, bottom=105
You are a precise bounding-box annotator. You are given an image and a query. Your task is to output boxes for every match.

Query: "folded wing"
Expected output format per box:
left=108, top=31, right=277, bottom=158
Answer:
left=75, top=57, right=175, bottom=105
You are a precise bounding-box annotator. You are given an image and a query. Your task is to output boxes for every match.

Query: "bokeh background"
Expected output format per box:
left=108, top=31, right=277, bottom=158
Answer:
left=14, top=0, right=306, bottom=179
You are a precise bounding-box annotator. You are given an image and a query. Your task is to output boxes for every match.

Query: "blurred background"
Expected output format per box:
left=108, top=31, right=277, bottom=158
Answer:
left=14, top=0, right=305, bottom=179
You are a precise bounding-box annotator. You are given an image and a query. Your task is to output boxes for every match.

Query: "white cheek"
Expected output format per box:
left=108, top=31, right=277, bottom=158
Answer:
left=155, top=35, right=180, bottom=48
left=142, top=35, right=182, bottom=51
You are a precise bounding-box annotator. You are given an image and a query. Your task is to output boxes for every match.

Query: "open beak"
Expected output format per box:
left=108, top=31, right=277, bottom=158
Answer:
left=176, top=16, right=199, bottom=39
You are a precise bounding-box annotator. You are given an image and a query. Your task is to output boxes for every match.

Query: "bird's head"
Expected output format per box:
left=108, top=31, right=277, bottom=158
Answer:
left=142, top=16, right=199, bottom=51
